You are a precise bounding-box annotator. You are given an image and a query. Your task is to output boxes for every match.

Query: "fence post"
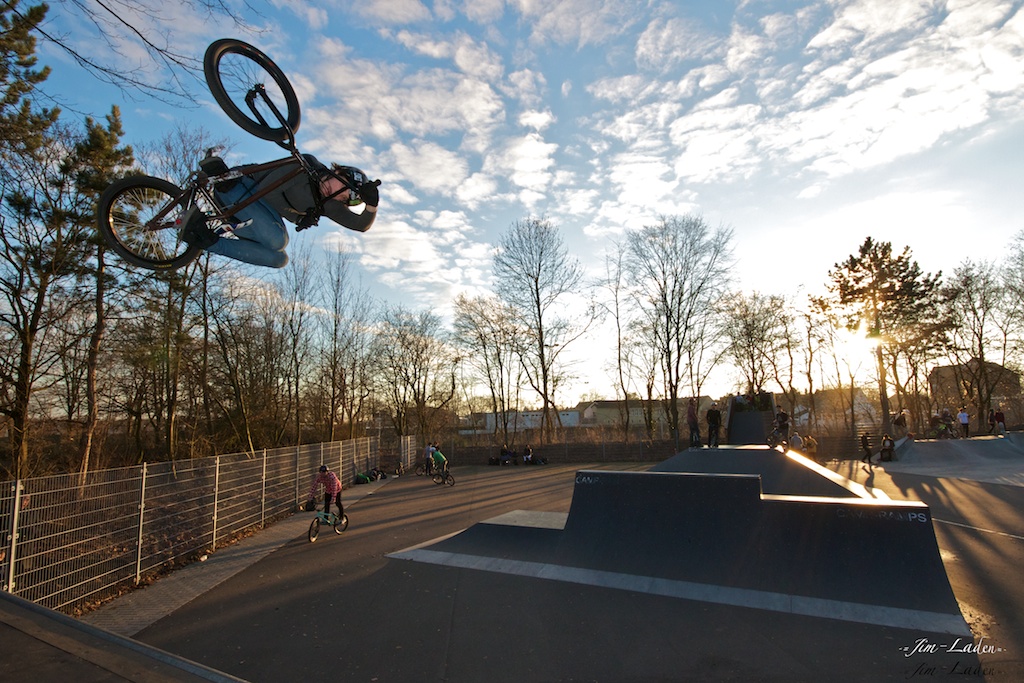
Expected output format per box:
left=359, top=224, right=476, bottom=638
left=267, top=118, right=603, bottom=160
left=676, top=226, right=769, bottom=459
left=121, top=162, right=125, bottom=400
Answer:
left=295, top=444, right=301, bottom=510
left=135, top=463, right=147, bottom=585
left=212, top=456, right=221, bottom=551
left=6, top=480, right=23, bottom=593
left=261, top=449, right=268, bottom=528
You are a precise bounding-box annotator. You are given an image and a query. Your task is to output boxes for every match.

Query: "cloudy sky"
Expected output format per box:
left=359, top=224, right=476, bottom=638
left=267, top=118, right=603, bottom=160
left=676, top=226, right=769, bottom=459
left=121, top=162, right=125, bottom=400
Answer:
left=38, top=0, right=1024, bottom=401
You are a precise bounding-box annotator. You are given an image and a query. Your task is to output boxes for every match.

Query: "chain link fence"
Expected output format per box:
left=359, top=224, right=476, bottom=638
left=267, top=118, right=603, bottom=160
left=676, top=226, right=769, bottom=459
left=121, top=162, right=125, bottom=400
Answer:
left=0, top=435, right=415, bottom=615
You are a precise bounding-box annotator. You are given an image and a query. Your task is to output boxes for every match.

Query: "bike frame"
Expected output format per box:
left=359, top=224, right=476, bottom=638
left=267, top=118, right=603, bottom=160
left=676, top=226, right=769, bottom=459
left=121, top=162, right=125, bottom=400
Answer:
left=144, top=83, right=359, bottom=234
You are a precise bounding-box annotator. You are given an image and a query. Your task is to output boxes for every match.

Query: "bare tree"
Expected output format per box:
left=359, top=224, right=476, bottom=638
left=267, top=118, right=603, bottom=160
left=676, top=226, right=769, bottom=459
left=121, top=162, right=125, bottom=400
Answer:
left=493, top=217, right=591, bottom=442
left=372, top=305, right=457, bottom=439
left=724, top=291, right=783, bottom=397
left=453, top=293, right=523, bottom=444
left=278, top=242, right=315, bottom=443
left=21, top=0, right=258, bottom=104
left=941, top=259, right=1016, bottom=431
left=314, top=249, right=373, bottom=440
left=624, top=215, right=733, bottom=449
left=595, top=246, right=637, bottom=438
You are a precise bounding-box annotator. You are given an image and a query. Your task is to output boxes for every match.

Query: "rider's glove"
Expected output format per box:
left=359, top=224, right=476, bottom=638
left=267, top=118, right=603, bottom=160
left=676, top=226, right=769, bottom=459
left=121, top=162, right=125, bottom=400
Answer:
left=296, top=211, right=319, bottom=231
left=358, top=179, right=381, bottom=207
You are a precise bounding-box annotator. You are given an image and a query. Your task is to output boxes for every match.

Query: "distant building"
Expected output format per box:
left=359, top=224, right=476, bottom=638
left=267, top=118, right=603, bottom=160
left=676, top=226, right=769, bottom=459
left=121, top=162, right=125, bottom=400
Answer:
left=460, top=409, right=581, bottom=435
left=928, top=360, right=1021, bottom=407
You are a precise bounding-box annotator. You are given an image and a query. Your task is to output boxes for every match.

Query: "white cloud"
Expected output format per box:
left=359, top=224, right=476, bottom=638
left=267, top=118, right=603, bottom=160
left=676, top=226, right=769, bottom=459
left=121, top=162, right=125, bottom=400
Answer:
left=388, top=141, right=470, bottom=196
left=511, top=0, right=644, bottom=47
left=519, top=109, right=555, bottom=131
left=269, top=0, right=328, bottom=29
left=635, top=17, right=723, bottom=70
left=457, top=173, right=502, bottom=208
left=359, top=0, right=432, bottom=23
left=507, top=69, right=548, bottom=107
left=460, top=0, right=506, bottom=24
left=495, top=132, right=558, bottom=193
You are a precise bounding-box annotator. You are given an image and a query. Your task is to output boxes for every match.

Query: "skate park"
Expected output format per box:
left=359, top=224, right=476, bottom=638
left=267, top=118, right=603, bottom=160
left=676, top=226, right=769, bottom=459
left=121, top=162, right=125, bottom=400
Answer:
left=3, top=419, right=1023, bottom=681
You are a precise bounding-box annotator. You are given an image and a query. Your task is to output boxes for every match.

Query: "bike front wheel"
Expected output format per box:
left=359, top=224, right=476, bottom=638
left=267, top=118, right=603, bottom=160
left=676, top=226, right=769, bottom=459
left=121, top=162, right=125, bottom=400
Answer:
left=443, top=473, right=455, bottom=487
left=97, top=175, right=203, bottom=270
left=308, top=517, right=321, bottom=542
left=204, top=38, right=301, bottom=143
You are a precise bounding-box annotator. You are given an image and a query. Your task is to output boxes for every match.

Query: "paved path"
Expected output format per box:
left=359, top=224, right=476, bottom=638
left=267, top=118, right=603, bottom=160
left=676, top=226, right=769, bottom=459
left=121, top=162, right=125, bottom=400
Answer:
left=7, top=446, right=1024, bottom=682
left=82, top=478, right=390, bottom=637
left=128, top=461, right=1019, bottom=682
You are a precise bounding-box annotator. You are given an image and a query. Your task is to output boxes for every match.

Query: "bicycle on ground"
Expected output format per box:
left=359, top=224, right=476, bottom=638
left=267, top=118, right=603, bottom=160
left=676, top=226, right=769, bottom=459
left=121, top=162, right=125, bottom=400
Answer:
left=766, top=423, right=789, bottom=452
left=432, top=462, right=455, bottom=487
left=97, top=38, right=366, bottom=270
left=307, top=506, right=349, bottom=543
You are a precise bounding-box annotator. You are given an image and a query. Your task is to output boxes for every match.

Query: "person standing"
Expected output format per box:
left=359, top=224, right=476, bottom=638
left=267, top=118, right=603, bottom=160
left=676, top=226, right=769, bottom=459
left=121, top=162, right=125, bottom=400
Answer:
left=705, top=402, right=722, bottom=448
left=687, top=398, right=701, bottom=448
left=860, top=433, right=873, bottom=466
left=775, top=406, right=790, bottom=440
left=804, top=434, right=818, bottom=460
left=957, top=407, right=970, bottom=438
left=423, top=442, right=436, bottom=474
left=988, top=408, right=996, bottom=434
left=790, top=431, right=804, bottom=451
left=994, top=407, right=1006, bottom=435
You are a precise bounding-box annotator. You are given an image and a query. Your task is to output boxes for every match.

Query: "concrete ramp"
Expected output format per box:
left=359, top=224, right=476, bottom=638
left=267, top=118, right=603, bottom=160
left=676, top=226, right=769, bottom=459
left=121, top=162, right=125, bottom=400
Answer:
left=391, top=466, right=968, bottom=635
left=651, top=447, right=888, bottom=498
left=886, top=436, right=1024, bottom=486
left=727, top=409, right=771, bottom=445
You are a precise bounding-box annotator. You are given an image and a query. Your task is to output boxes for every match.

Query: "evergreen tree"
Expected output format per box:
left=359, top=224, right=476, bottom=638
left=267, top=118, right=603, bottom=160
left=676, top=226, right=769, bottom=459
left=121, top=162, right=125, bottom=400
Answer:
left=827, top=237, right=942, bottom=437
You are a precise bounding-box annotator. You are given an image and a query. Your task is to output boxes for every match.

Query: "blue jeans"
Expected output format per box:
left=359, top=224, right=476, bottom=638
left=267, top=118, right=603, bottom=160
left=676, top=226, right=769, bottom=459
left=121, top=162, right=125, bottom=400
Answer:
left=207, top=177, right=289, bottom=268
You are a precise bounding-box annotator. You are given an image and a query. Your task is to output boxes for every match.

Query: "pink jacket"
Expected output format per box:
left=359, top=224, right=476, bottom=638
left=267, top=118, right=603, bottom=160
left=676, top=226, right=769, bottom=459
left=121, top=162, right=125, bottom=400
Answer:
left=309, top=470, right=342, bottom=498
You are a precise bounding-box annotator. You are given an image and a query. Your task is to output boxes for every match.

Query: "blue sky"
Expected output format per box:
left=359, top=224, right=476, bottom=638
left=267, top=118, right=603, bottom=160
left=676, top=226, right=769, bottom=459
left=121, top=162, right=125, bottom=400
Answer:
left=36, top=0, right=1024, bottom=402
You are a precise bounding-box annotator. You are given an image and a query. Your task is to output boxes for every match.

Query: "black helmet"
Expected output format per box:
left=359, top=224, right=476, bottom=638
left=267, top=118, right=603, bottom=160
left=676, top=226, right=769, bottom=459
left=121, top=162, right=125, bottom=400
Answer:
left=331, top=165, right=369, bottom=205
left=319, top=465, right=328, bottom=472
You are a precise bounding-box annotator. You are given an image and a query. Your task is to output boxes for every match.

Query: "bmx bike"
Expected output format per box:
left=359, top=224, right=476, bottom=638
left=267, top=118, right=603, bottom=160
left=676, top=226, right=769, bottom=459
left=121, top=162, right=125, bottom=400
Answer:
left=766, top=428, right=789, bottom=452
left=96, top=39, right=364, bottom=270
left=432, top=465, right=455, bottom=487
left=308, top=508, right=349, bottom=542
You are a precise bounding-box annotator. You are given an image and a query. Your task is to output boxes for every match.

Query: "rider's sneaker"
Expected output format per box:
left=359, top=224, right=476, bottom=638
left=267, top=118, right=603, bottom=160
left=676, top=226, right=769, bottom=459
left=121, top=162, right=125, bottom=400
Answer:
left=178, top=207, right=218, bottom=249
left=224, top=217, right=253, bottom=232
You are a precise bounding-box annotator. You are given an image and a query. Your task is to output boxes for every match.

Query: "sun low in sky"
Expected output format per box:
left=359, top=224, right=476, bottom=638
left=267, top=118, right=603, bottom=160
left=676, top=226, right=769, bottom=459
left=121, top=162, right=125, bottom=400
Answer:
left=39, top=0, right=1024, bottom=400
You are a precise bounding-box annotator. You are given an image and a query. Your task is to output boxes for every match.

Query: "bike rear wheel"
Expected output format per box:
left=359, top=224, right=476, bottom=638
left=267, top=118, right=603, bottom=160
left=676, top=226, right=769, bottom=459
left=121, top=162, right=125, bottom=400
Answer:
left=204, top=38, right=300, bottom=143
left=308, top=517, right=321, bottom=542
left=334, top=514, right=349, bottom=535
left=97, top=175, right=203, bottom=270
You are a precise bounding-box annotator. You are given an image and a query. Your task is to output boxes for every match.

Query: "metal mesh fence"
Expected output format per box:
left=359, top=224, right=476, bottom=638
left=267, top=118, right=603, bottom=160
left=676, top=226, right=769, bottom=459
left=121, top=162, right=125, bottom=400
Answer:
left=0, top=435, right=415, bottom=615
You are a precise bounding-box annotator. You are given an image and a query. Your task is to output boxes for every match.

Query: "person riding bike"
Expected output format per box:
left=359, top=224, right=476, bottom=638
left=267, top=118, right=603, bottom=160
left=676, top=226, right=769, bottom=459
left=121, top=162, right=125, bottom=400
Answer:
left=430, top=447, right=448, bottom=475
left=307, top=464, right=344, bottom=521
left=182, top=153, right=381, bottom=268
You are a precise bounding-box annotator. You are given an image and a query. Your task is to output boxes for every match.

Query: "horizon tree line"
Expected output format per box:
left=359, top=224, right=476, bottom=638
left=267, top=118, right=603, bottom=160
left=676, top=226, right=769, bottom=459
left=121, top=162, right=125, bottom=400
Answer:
left=4, top=2, right=1024, bottom=480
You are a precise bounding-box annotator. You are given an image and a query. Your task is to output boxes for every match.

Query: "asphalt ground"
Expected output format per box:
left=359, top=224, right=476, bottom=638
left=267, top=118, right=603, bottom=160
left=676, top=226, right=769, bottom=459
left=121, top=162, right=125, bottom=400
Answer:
left=4, top=443, right=1023, bottom=682
left=107, top=459, right=1012, bottom=681
left=828, top=437, right=1024, bottom=682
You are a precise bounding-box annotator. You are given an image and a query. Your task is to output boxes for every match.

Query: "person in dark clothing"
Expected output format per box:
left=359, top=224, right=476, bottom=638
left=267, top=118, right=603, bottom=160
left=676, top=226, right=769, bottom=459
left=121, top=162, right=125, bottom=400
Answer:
left=687, top=398, right=701, bottom=448
left=182, top=154, right=380, bottom=268
left=860, top=433, right=873, bottom=466
left=705, top=402, right=722, bottom=447
left=775, top=407, right=790, bottom=439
